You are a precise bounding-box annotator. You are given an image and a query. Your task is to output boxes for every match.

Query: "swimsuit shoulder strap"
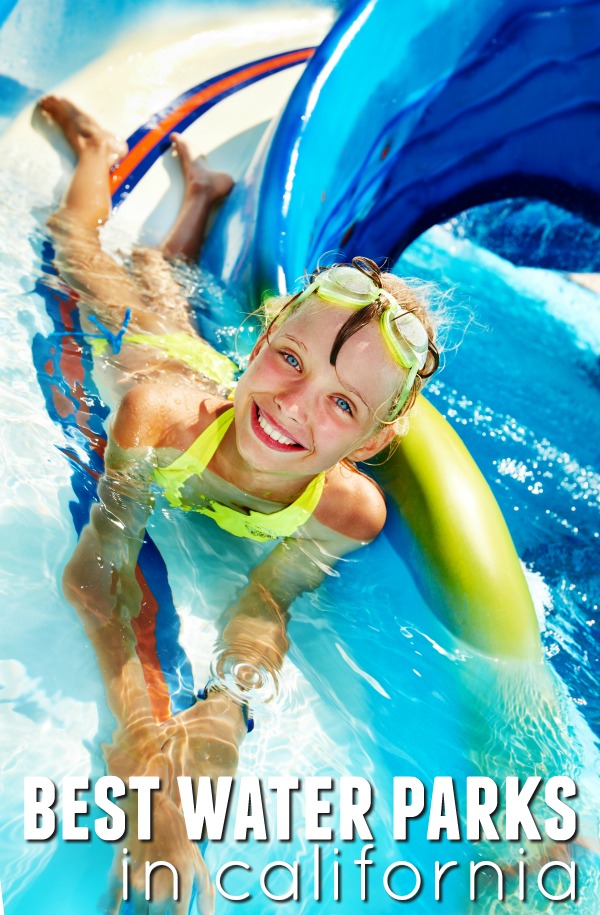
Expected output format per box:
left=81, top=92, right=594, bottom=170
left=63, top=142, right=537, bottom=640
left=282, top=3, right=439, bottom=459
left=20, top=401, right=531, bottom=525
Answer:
left=287, top=469, right=325, bottom=519
left=167, top=406, right=234, bottom=475
left=153, top=406, right=233, bottom=497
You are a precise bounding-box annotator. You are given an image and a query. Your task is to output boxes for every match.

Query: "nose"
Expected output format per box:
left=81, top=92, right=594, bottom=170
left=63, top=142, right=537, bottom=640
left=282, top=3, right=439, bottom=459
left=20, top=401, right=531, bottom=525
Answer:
left=273, top=382, right=311, bottom=424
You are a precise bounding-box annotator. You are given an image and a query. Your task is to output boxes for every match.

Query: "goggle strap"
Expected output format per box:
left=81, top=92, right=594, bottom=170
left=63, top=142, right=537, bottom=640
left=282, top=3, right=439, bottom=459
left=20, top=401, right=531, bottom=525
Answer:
left=390, top=361, right=420, bottom=419
left=291, top=279, right=319, bottom=310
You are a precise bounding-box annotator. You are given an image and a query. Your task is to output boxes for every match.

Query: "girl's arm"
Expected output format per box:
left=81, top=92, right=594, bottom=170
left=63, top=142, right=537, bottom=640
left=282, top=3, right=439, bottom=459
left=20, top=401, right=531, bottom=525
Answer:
left=63, top=385, right=216, bottom=911
left=160, top=530, right=369, bottom=808
left=62, top=385, right=164, bottom=770
left=63, top=461, right=166, bottom=780
left=215, top=470, right=387, bottom=695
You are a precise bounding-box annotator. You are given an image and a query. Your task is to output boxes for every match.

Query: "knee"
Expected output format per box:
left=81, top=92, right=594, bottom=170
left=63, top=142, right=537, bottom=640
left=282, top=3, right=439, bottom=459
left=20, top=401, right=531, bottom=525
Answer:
left=47, top=211, right=98, bottom=247
left=47, top=211, right=70, bottom=241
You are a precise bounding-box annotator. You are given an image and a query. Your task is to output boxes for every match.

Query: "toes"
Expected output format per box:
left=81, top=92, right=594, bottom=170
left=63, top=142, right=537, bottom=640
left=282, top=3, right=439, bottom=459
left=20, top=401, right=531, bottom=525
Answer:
left=170, top=134, right=196, bottom=173
left=170, top=133, right=189, bottom=156
left=38, top=95, right=63, bottom=121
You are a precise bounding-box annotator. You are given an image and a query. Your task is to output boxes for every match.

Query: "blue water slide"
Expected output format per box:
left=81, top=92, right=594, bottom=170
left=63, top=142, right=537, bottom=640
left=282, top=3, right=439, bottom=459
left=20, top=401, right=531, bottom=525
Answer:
left=205, top=0, right=600, bottom=289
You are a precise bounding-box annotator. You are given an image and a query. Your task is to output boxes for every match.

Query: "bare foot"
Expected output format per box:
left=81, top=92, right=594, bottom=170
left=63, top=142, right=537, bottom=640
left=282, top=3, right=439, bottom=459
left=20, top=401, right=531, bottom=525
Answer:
left=39, top=96, right=127, bottom=166
left=170, top=132, right=234, bottom=203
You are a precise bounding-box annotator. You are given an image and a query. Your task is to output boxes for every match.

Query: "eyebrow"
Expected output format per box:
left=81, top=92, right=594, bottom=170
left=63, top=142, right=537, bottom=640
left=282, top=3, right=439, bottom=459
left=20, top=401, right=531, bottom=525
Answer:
left=342, top=382, right=369, bottom=412
left=283, top=333, right=307, bottom=352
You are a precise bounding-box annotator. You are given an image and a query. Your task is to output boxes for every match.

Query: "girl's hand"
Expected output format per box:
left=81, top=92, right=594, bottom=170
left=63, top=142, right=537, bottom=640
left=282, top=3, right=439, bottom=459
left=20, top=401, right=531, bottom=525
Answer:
left=103, top=793, right=214, bottom=915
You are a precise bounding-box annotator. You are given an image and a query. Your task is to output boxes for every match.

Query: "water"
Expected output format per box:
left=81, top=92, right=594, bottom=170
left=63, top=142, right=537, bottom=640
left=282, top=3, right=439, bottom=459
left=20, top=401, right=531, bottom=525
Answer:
left=1, top=42, right=600, bottom=915
left=451, top=199, right=600, bottom=273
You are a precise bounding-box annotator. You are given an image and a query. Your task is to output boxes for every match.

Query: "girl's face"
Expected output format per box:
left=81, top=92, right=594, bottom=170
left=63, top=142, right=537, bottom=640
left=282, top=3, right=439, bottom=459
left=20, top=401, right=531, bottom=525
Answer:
left=233, top=303, right=404, bottom=478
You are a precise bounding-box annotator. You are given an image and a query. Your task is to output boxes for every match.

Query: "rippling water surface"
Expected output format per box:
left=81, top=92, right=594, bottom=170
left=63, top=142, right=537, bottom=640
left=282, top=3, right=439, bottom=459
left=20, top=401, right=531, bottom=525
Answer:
left=1, top=150, right=600, bottom=913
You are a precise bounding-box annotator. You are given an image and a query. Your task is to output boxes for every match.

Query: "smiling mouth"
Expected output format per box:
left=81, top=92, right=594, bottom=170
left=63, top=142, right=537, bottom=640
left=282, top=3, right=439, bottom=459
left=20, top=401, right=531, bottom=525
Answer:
left=251, top=403, right=306, bottom=452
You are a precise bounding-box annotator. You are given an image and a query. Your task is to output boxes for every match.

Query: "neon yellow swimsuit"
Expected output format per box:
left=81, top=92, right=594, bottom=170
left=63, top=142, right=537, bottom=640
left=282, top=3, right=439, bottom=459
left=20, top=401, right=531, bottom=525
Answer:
left=91, top=331, right=238, bottom=388
left=153, top=408, right=326, bottom=542
left=125, top=333, right=238, bottom=387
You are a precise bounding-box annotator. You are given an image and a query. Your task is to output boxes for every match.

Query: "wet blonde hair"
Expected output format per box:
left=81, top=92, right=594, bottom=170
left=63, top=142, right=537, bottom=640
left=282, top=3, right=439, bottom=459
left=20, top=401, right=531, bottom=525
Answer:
left=260, top=258, right=440, bottom=438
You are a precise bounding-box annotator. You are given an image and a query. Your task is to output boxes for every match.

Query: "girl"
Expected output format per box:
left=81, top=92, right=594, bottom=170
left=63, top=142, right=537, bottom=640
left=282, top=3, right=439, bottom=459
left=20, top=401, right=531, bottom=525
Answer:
left=40, top=96, right=439, bottom=913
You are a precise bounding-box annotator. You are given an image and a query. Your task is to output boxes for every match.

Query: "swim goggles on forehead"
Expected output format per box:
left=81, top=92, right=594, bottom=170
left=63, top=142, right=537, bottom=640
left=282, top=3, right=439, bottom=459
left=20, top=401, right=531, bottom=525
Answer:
left=292, top=261, right=429, bottom=417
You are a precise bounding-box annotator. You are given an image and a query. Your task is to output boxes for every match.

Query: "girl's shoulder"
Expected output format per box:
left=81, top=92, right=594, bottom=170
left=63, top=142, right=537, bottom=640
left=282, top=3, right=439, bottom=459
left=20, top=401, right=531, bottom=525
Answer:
left=111, top=382, right=229, bottom=451
left=313, top=461, right=387, bottom=544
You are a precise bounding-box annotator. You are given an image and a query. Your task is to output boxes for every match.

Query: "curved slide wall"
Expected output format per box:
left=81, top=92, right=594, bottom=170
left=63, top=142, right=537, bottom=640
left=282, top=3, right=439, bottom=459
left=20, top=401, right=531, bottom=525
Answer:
left=204, top=0, right=600, bottom=289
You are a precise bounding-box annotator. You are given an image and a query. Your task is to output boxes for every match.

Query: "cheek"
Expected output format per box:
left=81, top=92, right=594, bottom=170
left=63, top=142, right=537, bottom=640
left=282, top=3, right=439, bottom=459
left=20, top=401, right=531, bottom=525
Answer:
left=317, top=418, right=367, bottom=456
left=236, top=355, right=276, bottom=398
left=337, top=421, right=381, bottom=457
left=247, top=349, right=286, bottom=384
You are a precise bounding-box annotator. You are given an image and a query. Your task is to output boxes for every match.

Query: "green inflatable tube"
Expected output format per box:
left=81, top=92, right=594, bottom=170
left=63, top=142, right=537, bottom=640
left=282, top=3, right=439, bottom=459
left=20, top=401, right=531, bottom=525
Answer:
left=373, top=397, right=542, bottom=661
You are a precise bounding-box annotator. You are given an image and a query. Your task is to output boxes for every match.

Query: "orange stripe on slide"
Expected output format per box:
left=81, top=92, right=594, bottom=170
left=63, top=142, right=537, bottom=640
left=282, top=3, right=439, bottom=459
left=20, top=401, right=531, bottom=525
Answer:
left=133, top=566, right=172, bottom=723
left=110, top=48, right=313, bottom=194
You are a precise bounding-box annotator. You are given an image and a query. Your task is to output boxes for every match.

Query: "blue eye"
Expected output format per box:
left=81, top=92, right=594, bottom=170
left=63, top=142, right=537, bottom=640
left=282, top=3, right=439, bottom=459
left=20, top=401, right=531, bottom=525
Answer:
left=335, top=397, right=352, bottom=414
left=283, top=352, right=300, bottom=369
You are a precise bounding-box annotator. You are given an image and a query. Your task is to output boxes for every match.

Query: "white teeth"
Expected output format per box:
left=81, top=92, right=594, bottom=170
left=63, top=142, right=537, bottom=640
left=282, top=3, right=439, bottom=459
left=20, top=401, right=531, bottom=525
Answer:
left=257, top=409, right=296, bottom=445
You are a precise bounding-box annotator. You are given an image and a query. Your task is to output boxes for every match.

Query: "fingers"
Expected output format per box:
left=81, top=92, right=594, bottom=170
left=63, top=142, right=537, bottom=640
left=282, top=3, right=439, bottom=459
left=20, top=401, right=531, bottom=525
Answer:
left=100, top=861, right=213, bottom=915
left=194, top=856, right=215, bottom=915
left=172, top=883, right=193, bottom=915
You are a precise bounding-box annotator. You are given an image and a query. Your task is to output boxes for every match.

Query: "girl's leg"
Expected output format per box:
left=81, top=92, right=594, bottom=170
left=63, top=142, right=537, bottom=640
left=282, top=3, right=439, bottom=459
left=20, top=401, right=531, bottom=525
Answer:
left=41, top=96, right=125, bottom=228
left=41, top=98, right=237, bottom=403
left=128, top=134, right=233, bottom=319
left=41, top=96, right=172, bottom=335
left=162, top=133, right=233, bottom=261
